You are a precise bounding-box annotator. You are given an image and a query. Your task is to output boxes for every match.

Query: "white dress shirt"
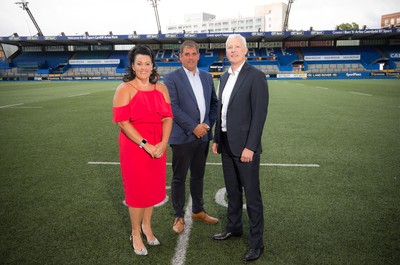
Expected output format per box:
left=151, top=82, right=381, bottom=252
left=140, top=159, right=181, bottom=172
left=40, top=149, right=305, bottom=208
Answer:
left=183, top=67, right=206, bottom=123
left=221, top=62, right=245, bottom=132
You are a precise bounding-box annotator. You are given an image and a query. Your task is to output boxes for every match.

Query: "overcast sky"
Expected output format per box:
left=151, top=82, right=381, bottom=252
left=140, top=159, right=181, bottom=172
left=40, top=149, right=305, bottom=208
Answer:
left=0, top=0, right=398, bottom=36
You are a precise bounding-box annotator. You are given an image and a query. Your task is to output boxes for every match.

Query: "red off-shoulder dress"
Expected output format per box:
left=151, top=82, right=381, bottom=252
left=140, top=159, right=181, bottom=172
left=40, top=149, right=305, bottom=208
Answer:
left=113, top=84, right=173, bottom=208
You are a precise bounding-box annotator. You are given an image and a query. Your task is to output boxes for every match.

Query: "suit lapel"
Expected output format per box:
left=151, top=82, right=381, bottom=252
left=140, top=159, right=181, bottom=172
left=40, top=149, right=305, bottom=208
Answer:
left=219, top=72, right=229, bottom=98
left=178, top=67, right=198, bottom=105
left=199, top=71, right=209, bottom=106
left=228, top=62, right=249, bottom=106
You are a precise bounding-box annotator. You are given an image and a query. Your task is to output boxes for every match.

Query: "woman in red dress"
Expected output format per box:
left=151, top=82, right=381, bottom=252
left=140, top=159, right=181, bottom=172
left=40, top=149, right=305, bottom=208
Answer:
left=112, top=45, right=173, bottom=256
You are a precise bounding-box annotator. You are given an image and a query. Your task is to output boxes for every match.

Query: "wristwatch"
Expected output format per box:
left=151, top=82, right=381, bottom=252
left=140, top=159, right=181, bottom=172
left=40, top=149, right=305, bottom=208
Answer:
left=139, top=139, right=147, bottom=148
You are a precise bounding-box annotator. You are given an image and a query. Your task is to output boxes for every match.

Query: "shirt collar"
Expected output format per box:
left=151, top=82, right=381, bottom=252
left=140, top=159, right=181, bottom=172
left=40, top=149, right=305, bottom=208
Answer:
left=183, top=66, right=199, bottom=76
left=228, top=61, right=245, bottom=75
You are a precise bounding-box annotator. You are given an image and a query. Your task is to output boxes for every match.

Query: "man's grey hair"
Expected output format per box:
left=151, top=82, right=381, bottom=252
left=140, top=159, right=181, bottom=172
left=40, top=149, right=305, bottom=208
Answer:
left=225, top=34, right=247, bottom=48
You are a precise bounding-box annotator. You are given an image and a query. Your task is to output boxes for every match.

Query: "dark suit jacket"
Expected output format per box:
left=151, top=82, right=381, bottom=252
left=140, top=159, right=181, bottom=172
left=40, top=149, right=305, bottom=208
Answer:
left=164, top=67, right=218, bottom=145
left=214, top=62, right=269, bottom=157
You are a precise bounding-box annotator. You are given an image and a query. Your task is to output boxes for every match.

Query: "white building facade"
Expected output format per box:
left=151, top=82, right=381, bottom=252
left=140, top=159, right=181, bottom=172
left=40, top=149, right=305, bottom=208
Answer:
left=165, top=3, right=288, bottom=33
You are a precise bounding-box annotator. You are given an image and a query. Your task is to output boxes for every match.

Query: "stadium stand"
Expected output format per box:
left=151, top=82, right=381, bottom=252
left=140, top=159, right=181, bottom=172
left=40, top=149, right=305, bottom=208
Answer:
left=0, top=30, right=399, bottom=81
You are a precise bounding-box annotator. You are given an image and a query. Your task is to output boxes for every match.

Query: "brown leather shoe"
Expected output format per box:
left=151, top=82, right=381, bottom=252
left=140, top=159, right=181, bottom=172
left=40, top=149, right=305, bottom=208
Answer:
left=192, top=211, right=219, bottom=224
left=172, top=217, right=185, bottom=234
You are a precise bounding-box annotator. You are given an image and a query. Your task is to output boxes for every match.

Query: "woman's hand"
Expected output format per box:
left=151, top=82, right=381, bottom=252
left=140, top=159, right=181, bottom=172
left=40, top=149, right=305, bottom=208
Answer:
left=154, top=142, right=167, bottom=158
left=143, top=143, right=157, bottom=158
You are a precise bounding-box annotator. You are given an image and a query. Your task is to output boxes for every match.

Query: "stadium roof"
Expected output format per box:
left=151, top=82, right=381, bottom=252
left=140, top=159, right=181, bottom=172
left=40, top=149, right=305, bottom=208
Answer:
left=1, top=28, right=399, bottom=47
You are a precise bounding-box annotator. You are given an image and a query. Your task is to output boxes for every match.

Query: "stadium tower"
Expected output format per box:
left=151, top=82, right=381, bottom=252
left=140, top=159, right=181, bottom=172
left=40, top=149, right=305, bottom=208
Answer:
left=15, top=0, right=44, bottom=36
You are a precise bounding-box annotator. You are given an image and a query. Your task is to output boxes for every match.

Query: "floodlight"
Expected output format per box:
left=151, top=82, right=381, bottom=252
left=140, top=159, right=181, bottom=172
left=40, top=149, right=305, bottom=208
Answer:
left=15, top=1, right=44, bottom=36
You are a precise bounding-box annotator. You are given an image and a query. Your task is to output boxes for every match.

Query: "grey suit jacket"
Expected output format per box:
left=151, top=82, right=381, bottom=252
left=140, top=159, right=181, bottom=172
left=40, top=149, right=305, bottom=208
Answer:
left=164, top=67, right=218, bottom=145
left=214, top=62, right=269, bottom=156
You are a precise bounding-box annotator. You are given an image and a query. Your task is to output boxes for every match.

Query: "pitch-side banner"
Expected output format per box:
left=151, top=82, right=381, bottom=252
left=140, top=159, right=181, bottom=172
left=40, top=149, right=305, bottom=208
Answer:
left=277, top=73, right=307, bottom=78
left=69, top=59, right=120, bottom=65
left=304, top=55, right=361, bottom=61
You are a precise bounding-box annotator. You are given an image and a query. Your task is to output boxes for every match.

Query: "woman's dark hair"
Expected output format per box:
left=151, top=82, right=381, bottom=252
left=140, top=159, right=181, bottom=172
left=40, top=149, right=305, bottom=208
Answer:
left=123, top=44, right=159, bottom=83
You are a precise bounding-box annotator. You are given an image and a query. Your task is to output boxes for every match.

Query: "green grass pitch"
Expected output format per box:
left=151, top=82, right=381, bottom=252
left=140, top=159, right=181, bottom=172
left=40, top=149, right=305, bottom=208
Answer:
left=0, top=79, right=399, bottom=265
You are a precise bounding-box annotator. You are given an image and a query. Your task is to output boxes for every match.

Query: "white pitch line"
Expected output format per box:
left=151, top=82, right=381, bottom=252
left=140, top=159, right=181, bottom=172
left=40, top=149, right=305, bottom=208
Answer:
left=88, top=162, right=320, bottom=167
left=264, top=163, right=320, bottom=167
left=316, top=86, right=329, bottom=90
left=67, top=93, right=91, bottom=97
left=88, top=161, right=120, bottom=165
left=216, top=187, right=246, bottom=209
left=350, top=91, right=372, bottom=96
left=9, top=106, right=43, bottom=109
left=0, top=103, right=24, bottom=108
left=215, top=188, right=228, bottom=208
left=171, top=197, right=193, bottom=265
left=205, top=162, right=320, bottom=167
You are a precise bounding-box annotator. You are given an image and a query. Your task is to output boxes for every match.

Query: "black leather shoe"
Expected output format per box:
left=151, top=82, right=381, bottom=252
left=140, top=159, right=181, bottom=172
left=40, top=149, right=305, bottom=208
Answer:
left=212, top=231, right=242, bottom=240
left=242, top=246, right=264, bottom=262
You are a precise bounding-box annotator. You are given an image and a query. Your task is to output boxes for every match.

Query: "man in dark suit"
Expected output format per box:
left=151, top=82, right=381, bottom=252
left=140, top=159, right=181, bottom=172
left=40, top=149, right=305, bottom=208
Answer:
left=211, top=34, right=269, bottom=262
left=164, top=40, right=219, bottom=234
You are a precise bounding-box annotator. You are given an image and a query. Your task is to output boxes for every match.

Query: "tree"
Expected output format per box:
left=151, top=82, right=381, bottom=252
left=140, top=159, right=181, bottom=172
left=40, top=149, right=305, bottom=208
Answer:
left=336, top=22, right=359, bottom=30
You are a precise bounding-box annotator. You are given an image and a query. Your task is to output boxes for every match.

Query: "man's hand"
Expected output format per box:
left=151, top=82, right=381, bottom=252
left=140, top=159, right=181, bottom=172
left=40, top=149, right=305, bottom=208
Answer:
left=192, top=123, right=209, bottom=138
left=240, top=148, right=254, bottom=163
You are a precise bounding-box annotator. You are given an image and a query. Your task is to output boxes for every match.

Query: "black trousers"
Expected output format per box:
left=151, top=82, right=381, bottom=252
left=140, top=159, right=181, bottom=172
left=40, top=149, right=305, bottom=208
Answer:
left=221, top=132, right=264, bottom=249
left=170, top=139, right=209, bottom=217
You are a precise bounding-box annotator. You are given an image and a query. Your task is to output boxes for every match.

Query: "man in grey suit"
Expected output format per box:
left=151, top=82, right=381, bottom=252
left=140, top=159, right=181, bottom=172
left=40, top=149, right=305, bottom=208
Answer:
left=164, top=40, right=219, bottom=234
left=211, top=34, right=269, bottom=262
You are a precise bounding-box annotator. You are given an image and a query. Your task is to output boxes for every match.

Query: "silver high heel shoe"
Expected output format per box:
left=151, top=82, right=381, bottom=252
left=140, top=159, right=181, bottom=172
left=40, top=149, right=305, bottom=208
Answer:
left=130, top=235, right=148, bottom=256
left=147, top=237, right=160, bottom=246
left=141, top=227, right=161, bottom=246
